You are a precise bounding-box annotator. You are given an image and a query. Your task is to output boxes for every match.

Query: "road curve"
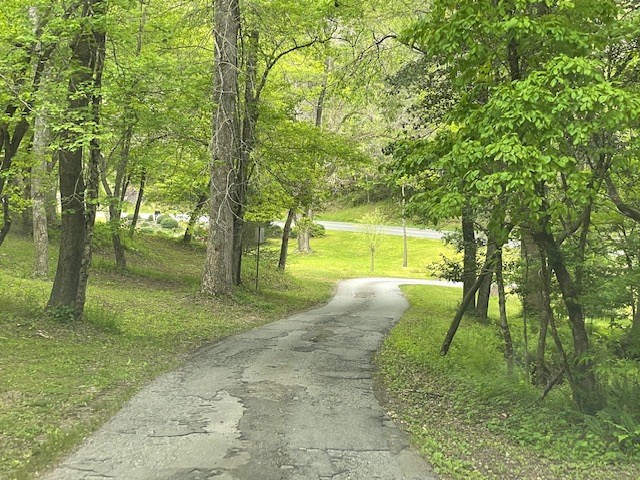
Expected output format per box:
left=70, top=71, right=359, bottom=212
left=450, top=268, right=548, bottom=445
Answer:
left=44, top=279, right=457, bottom=480
left=273, top=220, right=448, bottom=239
left=316, top=221, right=447, bottom=239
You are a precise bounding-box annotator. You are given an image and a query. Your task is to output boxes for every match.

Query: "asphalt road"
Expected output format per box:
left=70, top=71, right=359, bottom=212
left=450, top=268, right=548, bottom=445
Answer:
left=43, top=278, right=455, bottom=480
left=315, top=221, right=447, bottom=239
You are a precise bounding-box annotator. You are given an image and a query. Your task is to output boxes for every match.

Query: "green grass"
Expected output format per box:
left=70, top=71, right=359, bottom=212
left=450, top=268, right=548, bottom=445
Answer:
left=286, top=230, right=453, bottom=281
left=318, top=199, right=458, bottom=230
left=0, top=232, right=332, bottom=480
left=376, top=285, right=640, bottom=480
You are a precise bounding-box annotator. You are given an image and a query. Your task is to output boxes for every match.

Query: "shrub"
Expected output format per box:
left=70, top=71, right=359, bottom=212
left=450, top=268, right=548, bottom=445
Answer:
left=160, top=217, right=179, bottom=229
left=156, top=214, right=171, bottom=224
left=291, top=221, right=326, bottom=238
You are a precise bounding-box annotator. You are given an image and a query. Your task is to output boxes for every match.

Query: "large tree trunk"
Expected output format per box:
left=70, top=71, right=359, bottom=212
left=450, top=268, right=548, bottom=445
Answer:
left=278, top=208, right=295, bottom=270
left=31, top=106, right=50, bottom=277
left=48, top=0, right=104, bottom=315
left=461, top=201, right=477, bottom=310
left=534, top=229, right=604, bottom=414
left=202, top=0, right=239, bottom=296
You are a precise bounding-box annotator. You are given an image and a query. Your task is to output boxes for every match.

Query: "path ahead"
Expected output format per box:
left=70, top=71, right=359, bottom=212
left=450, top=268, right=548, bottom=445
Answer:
left=44, top=279, right=454, bottom=480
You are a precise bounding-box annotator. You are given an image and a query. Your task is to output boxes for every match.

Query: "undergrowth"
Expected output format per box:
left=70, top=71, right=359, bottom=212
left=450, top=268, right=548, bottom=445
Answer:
left=376, top=285, right=640, bottom=480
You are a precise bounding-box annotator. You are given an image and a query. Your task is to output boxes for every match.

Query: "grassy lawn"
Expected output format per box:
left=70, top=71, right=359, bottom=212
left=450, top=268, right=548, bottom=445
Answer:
left=0, top=231, right=333, bottom=480
left=286, top=230, right=453, bottom=281
left=318, top=199, right=459, bottom=230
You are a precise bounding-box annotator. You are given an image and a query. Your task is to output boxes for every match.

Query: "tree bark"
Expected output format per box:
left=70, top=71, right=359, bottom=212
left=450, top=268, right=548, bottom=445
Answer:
left=296, top=211, right=312, bottom=253
left=202, top=0, right=239, bottom=296
left=184, top=188, right=208, bottom=243
left=534, top=229, right=604, bottom=414
left=476, top=240, right=496, bottom=320
left=441, top=247, right=500, bottom=355
left=21, top=172, right=33, bottom=235
left=48, top=0, right=104, bottom=316
left=31, top=105, right=50, bottom=277
left=75, top=0, right=105, bottom=318
left=278, top=208, right=295, bottom=270
left=461, top=200, right=477, bottom=310
left=129, top=167, right=146, bottom=236
left=496, top=247, right=514, bottom=371
left=232, top=29, right=258, bottom=285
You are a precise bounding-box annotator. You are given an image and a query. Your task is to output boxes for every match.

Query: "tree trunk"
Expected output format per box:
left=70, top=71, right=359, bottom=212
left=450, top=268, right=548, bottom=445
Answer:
left=278, top=208, right=295, bottom=270
left=48, top=0, right=104, bottom=316
left=129, top=167, right=146, bottom=236
left=534, top=229, right=604, bottom=414
left=231, top=29, right=258, bottom=286
left=496, top=247, right=514, bottom=371
left=202, top=0, right=239, bottom=296
left=0, top=196, right=12, bottom=247
left=296, top=211, right=312, bottom=253
left=108, top=126, right=132, bottom=272
left=21, top=172, right=33, bottom=236
left=461, top=201, right=477, bottom=310
left=75, top=2, right=105, bottom=319
left=184, top=188, right=208, bottom=243
left=441, top=247, right=500, bottom=355
left=476, top=240, right=496, bottom=320
left=44, top=153, right=59, bottom=226
left=31, top=107, right=50, bottom=277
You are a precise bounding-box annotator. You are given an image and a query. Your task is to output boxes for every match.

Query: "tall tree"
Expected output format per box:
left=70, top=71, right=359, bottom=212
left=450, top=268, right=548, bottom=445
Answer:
left=48, top=0, right=106, bottom=316
left=202, top=0, right=239, bottom=295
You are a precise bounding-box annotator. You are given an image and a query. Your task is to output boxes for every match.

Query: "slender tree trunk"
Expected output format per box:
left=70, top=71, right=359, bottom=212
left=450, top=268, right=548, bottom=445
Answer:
left=533, top=249, right=551, bottom=385
left=461, top=201, right=477, bottom=310
left=232, top=29, right=258, bottom=286
left=44, top=153, right=59, bottom=226
left=21, top=172, right=33, bottom=235
left=476, top=240, right=496, bottom=320
left=108, top=126, right=132, bottom=272
left=32, top=107, right=50, bottom=277
left=441, top=247, right=500, bottom=355
left=202, top=0, right=239, bottom=296
left=278, top=208, right=295, bottom=270
left=534, top=229, right=604, bottom=414
left=401, top=184, right=408, bottom=268
left=184, top=188, right=208, bottom=243
left=129, top=167, right=146, bottom=236
left=496, top=248, right=514, bottom=371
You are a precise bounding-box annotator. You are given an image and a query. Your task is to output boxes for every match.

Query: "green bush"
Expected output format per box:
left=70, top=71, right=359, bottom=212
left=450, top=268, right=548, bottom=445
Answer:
left=291, top=221, right=326, bottom=238
left=160, top=217, right=179, bottom=229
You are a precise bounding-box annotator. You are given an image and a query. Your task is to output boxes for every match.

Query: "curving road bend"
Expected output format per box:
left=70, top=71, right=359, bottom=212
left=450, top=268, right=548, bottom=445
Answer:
left=44, top=278, right=459, bottom=480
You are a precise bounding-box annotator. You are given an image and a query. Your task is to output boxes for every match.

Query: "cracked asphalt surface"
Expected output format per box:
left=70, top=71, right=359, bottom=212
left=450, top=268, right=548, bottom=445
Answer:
left=43, top=278, right=453, bottom=480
